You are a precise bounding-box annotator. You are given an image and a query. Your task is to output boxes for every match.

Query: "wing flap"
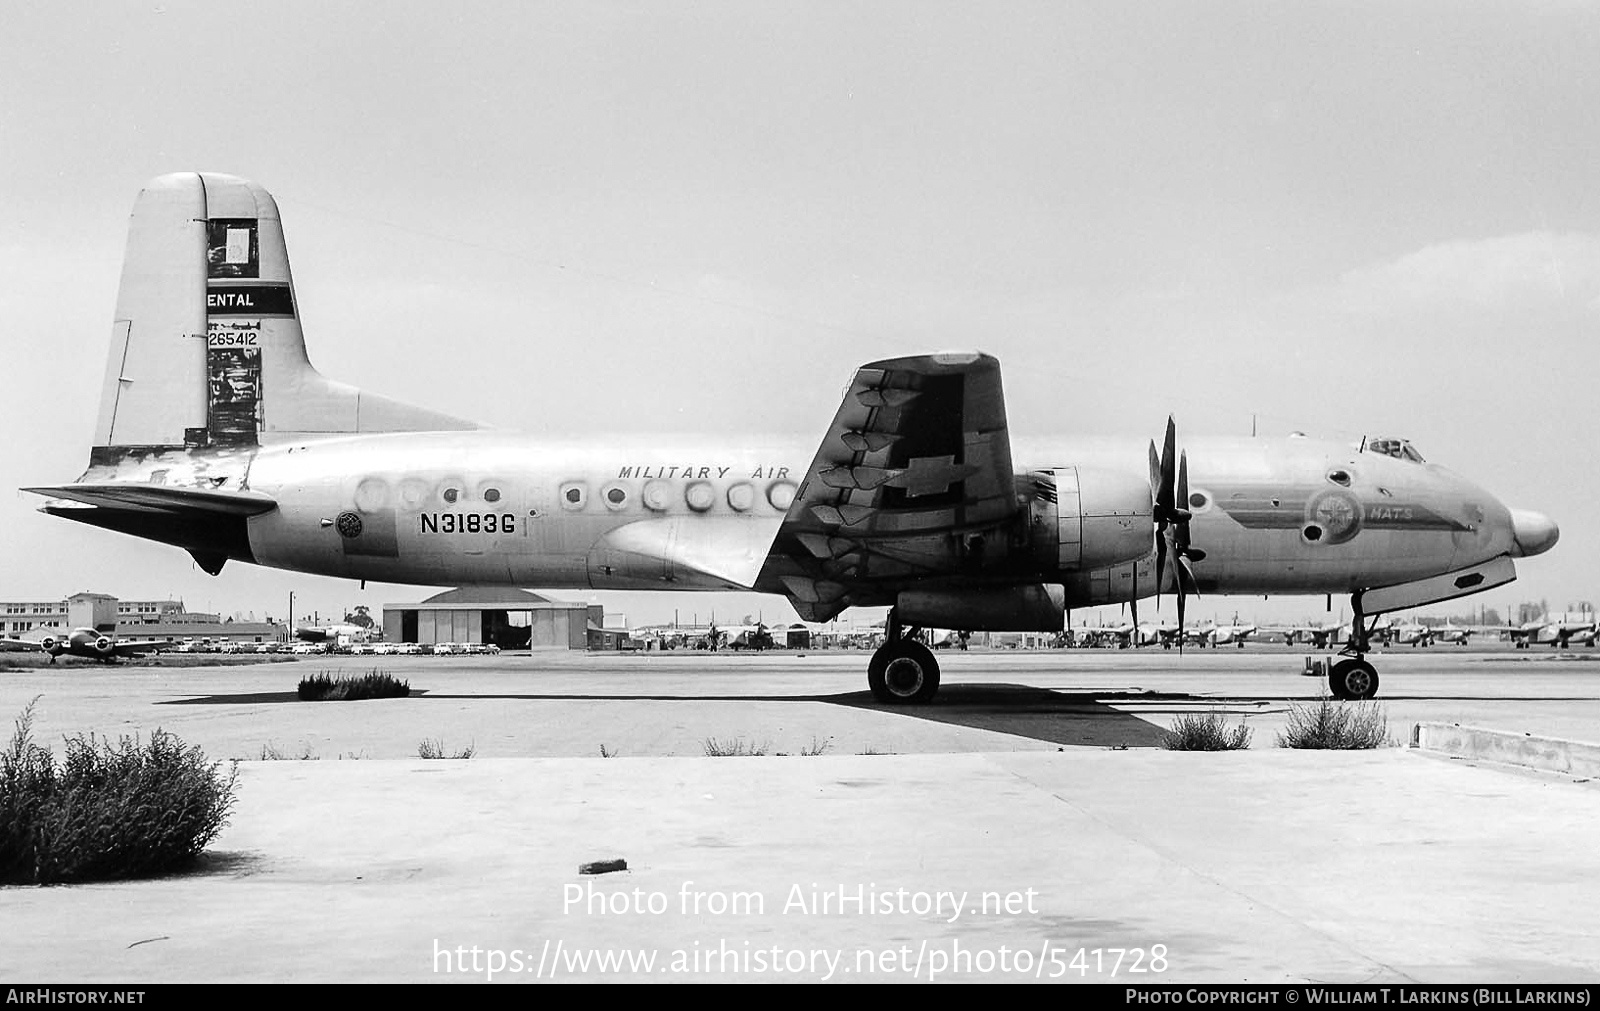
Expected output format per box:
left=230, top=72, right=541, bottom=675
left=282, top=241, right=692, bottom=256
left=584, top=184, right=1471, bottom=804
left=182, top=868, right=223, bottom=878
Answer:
left=761, top=352, right=1020, bottom=618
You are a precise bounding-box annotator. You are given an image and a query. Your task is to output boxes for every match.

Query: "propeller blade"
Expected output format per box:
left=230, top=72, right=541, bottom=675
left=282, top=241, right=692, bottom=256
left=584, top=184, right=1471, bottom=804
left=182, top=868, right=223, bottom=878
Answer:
left=1130, top=558, right=1139, bottom=630
left=1157, top=418, right=1176, bottom=513
left=1154, top=536, right=1166, bottom=611
left=1148, top=441, right=1163, bottom=504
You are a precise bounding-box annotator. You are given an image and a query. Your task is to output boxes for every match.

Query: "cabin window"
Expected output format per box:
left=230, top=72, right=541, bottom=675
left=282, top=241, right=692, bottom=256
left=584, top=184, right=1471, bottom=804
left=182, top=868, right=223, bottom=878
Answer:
left=685, top=482, right=715, bottom=512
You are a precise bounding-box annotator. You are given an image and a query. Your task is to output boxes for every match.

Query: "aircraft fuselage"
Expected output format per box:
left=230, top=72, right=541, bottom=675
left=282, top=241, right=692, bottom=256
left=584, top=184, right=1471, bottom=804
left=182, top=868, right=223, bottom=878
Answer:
left=72, top=429, right=1519, bottom=611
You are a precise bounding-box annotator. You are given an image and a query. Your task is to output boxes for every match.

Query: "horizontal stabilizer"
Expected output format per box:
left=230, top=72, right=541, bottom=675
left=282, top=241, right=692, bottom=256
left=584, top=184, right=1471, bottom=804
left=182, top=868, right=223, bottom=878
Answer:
left=24, top=484, right=277, bottom=516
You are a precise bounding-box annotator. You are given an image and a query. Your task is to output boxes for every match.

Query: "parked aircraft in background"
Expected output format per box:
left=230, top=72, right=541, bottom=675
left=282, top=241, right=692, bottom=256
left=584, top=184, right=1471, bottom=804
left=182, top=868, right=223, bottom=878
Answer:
left=1429, top=621, right=1475, bottom=645
left=1281, top=621, right=1350, bottom=649
left=1392, top=621, right=1435, bottom=647
left=294, top=621, right=374, bottom=645
left=0, top=628, right=173, bottom=663
left=1190, top=621, right=1258, bottom=648
left=23, top=173, right=1562, bottom=703
left=1133, top=622, right=1183, bottom=649
left=1504, top=618, right=1597, bottom=649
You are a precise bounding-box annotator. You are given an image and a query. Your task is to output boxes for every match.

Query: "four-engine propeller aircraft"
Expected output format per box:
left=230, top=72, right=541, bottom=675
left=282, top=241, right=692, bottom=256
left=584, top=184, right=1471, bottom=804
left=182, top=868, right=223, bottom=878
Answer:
left=23, top=173, right=1562, bottom=702
left=1503, top=618, right=1597, bottom=649
left=1, top=628, right=173, bottom=663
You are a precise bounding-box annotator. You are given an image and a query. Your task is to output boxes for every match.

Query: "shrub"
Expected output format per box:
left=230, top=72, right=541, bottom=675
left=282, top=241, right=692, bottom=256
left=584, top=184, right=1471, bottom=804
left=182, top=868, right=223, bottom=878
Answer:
left=1161, top=711, right=1253, bottom=751
left=257, top=742, right=320, bottom=761
left=800, top=736, right=832, bottom=757
left=702, top=737, right=769, bottom=757
left=418, top=739, right=474, bottom=759
left=298, top=670, right=410, bottom=701
left=0, top=701, right=238, bottom=884
left=1276, top=696, right=1391, bottom=750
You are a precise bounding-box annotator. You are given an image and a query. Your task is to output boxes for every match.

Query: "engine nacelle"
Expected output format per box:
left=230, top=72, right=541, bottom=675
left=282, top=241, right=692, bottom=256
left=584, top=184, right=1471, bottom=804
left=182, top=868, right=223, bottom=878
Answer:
left=1029, top=466, right=1153, bottom=573
left=897, top=584, right=1065, bottom=632
left=39, top=636, right=60, bottom=654
left=94, top=636, right=114, bottom=653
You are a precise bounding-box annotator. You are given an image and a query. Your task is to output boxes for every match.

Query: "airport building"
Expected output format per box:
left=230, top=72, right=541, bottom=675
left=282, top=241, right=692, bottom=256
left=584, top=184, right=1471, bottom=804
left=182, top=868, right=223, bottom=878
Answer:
left=1, top=591, right=287, bottom=645
left=382, top=588, right=609, bottom=650
left=2, top=593, right=190, bottom=635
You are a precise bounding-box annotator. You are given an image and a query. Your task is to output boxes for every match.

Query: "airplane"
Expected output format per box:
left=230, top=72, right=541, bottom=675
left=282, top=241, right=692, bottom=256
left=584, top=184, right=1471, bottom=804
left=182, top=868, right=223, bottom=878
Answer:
left=1, top=628, right=174, bottom=663
left=22, top=172, right=1562, bottom=703
left=1279, top=620, right=1349, bottom=649
left=1202, top=622, right=1258, bottom=648
left=1429, top=621, right=1475, bottom=645
left=1391, top=621, right=1436, bottom=647
left=1131, top=621, right=1182, bottom=649
left=294, top=621, right=374, bottom=645
left=1503, top=619, right=1597, bottom=649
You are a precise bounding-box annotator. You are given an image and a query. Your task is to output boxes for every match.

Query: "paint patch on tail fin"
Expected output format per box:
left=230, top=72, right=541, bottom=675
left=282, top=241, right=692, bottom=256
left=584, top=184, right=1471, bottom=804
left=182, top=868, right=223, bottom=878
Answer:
left=93, top=172, right=477, bottom=463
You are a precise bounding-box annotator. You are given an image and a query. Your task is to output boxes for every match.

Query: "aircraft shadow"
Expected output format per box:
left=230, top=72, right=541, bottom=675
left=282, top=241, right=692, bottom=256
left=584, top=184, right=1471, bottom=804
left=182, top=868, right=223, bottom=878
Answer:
left=160, top=690, right=432, bottom=705
left=162, top=683, right=1175, bottom=748
left=827, top=683, right=1172, bottom=748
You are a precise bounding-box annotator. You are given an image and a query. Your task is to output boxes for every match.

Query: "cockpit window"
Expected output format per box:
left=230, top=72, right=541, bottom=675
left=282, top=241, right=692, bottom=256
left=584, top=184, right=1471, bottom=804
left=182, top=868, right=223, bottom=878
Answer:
left=1364, top=437, right=1425, bottom=464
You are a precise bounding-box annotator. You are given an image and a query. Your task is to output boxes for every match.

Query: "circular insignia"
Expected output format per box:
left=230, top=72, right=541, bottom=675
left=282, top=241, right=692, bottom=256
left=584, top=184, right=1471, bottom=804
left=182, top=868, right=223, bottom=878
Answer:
left=335, top=512, right=363, bottom=539
left=1305, top=490, right=1361, bottom=545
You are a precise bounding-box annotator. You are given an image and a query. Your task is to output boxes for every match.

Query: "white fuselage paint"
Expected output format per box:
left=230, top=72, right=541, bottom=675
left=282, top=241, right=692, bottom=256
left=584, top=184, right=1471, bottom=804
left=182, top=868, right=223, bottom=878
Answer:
left=240, top=429, right=1520, bottom=606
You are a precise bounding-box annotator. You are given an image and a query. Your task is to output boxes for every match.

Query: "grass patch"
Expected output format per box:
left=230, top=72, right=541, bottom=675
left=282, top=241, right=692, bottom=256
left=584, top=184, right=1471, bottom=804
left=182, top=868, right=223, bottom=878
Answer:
left=599, top=744, right=617, bottom=758
left=298, top=670, right=410, bottom=701
left=257, top=742, right=320, bottom=761
left=418, top=739, right=475, bottom=760
left=799, top=736, right=832, bottom=756
left=0, top=700, right=238, bottom=884
left=1276, top=696, right=1391, bottom=750
left=703, top=737, right=769, bottom=757
left=1161, top=711, right=1253, bottom=751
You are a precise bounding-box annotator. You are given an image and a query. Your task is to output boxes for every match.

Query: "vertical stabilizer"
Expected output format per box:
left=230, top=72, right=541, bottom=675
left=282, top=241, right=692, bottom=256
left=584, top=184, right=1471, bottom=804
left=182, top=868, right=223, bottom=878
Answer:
left=92, top=172, right=477, bottom=462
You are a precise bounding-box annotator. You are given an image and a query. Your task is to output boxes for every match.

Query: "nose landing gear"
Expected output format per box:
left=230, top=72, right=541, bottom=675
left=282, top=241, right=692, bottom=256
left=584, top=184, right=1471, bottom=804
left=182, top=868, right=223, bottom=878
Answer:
left=1330, top=601, right=1381, bottom=700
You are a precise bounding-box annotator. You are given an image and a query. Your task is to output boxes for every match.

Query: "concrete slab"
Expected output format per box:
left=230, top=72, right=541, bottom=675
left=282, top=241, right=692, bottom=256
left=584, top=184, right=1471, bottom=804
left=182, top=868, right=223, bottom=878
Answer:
left=3, top=649, right=1599, bottom=983
left=2, top=751, right=1597, bottom=983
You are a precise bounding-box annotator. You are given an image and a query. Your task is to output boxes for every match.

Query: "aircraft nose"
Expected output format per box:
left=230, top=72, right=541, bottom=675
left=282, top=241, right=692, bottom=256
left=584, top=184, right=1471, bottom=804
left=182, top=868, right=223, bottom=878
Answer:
left=1509, top=509, right=1559, bottom=557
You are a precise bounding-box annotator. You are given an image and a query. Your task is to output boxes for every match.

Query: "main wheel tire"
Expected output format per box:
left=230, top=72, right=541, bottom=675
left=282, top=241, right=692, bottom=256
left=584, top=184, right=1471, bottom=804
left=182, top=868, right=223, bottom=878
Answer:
left=1328, top=658, right=1379, bottom=700
left=867, top=640, right=941, bottom=704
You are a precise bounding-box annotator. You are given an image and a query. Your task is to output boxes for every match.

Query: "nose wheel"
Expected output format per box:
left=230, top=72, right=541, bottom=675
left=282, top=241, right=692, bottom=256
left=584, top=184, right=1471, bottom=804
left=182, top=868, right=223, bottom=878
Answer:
left=867, top=609, right=941, bottom=704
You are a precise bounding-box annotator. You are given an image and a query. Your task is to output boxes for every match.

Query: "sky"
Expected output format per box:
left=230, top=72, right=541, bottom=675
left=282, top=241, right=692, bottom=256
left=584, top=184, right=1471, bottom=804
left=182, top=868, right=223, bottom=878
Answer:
left=2, top=1, right=1597, bottom=629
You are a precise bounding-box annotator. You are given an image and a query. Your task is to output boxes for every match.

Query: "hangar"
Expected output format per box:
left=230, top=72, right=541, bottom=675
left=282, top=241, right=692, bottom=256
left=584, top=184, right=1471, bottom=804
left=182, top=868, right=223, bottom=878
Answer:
left=382, top=588, right=600, bottom=650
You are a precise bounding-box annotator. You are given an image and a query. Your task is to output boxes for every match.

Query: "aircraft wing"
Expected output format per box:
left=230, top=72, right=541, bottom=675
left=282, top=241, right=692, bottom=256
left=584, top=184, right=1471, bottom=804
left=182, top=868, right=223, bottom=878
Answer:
left=763, top=352, right=1017, bottom=621
left=105, top=639, right=172, bottom=656
left=0, top=637, right=44, bottom=653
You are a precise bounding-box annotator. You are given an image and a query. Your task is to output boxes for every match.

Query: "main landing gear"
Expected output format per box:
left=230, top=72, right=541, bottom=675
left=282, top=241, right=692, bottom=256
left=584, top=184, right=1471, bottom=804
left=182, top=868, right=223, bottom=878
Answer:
left=868, top=608, right=940, bottom=704
left=1329, top=603, right=1381, bottom=700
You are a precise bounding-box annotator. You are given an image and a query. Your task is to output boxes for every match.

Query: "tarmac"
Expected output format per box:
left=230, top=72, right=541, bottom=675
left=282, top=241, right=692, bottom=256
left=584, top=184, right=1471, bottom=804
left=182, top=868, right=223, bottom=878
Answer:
left=3, top=645, right=1599, bottom=983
